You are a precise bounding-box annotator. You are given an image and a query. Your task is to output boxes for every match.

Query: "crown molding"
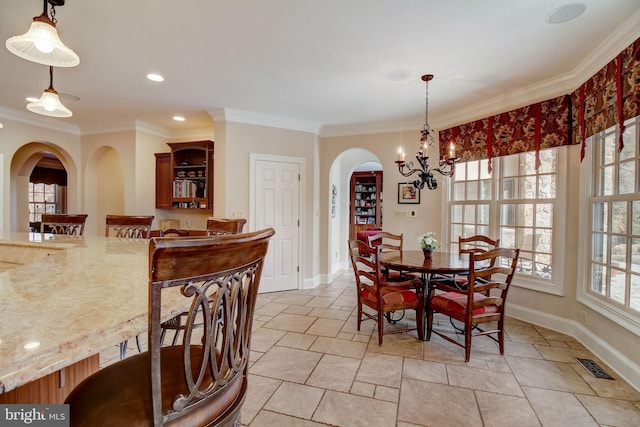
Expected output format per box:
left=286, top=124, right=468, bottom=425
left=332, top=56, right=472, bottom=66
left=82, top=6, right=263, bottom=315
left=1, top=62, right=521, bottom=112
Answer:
left=318, top=119, right=421, bottom=138
left=0, top=105, right=80, bottom=135
left=81, top=120, right=171, bottom=138
left=209, top=108, right=320, bottom=134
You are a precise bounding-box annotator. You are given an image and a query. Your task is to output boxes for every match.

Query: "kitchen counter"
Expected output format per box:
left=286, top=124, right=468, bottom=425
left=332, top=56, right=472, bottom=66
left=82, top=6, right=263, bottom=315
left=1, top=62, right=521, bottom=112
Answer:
left=0, top=233, right=186, bottom=397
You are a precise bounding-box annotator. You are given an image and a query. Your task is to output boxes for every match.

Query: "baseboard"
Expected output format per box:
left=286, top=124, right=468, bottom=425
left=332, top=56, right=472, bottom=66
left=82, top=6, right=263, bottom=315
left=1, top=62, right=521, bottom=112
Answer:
left=303, top=274, right=322, bottom=290
left=507, top=303, right=640, bottom=392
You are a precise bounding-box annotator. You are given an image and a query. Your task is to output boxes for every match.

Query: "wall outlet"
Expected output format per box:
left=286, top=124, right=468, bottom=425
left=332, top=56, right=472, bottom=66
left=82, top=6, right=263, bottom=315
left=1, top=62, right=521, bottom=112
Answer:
left=409, top=210, right=417, bottom=217
left=186, top=219, right=191, bottom=228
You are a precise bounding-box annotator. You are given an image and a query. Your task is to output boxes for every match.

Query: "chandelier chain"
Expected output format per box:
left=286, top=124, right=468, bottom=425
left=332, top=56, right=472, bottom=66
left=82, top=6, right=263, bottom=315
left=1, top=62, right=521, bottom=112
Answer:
left=49, top=4, right=58, bottom=24
left=424, top=77, right=430, bottom=134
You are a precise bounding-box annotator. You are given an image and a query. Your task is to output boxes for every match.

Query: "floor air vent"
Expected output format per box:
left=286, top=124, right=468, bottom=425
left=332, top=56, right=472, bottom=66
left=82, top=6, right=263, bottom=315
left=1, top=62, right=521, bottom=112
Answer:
left=577, top=358, right=614, bottom=379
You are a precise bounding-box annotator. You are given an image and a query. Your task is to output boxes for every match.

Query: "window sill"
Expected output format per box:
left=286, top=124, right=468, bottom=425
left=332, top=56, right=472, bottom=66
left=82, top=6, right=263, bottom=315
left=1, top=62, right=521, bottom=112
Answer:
left=512, top=274, right=564, bottom=296
left=577, top=293, right=640, bottom=335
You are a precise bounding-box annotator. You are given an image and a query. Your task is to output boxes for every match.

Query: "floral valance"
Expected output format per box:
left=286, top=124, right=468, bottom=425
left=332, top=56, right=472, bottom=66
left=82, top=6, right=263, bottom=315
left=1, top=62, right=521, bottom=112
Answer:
left=439, top=37, right=640, bottom=168
left=572, top=37, right=640, bottom=159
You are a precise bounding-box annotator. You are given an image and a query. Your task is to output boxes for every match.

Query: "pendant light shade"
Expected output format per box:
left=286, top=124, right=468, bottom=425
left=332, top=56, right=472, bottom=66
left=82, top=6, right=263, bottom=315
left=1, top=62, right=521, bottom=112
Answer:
left=27, top=67, right=72, bottom=117
left=5, top=3, right=79, bottom=67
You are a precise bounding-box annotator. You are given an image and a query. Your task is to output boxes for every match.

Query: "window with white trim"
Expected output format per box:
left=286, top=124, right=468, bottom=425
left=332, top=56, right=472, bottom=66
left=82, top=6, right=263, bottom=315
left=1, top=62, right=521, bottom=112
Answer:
left=449, top=159, right=492, bottom=253
left=28, top=182, right=59, bottom=223
left=588, top=117, right=640, bottom=315
left=448, top=147, right=561, bottom=290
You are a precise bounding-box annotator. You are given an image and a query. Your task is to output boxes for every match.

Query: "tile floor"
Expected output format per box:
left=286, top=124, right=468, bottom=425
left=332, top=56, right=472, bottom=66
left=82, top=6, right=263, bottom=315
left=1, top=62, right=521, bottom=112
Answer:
left=106, top=272, right=640, bottom=426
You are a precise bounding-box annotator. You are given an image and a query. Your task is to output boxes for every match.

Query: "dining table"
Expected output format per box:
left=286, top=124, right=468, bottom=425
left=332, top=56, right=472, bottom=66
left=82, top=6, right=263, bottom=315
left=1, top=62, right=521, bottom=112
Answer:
left=380, top=250, right=471, bottom=280
left=379, top=250, right=472, bottom=340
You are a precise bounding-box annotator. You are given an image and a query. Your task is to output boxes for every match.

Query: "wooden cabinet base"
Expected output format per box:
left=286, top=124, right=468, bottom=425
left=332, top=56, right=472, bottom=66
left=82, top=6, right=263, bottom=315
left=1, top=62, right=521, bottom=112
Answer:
left=0, top=354, right=99, bottom=404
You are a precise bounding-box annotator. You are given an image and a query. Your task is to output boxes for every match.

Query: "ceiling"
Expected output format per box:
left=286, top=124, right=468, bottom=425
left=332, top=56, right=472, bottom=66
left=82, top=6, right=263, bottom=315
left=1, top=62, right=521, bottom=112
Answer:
left=1, top=0, right=639, bottom=137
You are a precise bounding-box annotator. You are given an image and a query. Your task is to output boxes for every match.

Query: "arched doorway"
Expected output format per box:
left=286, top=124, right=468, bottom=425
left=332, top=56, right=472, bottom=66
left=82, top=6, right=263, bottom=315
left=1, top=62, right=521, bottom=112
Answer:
left=327, top=148, right=381, bottom=276
left=27, top=154, right=68, bottom=232
left=10, top=143, right=77, bottom=233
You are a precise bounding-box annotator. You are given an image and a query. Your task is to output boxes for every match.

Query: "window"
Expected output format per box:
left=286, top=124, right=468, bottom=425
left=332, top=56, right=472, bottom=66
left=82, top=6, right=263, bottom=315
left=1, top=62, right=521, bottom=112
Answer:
left=449, top=159, right=492, bottom=253
left=586, top=117, right=640, bottom=317
left=499, top=150, right=556, bottom=280
left=448, top=147, right=563, bottom=293
left=29, top=182, right=58, bottom=223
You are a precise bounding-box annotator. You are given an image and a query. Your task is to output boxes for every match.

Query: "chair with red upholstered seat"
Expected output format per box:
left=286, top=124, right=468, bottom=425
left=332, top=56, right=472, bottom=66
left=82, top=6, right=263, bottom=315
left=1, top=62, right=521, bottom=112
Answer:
left=426, top=247, right=519, bottom=362
left=451, top=235, right=500, bottom=288
left=348, top=239, right=424, bottom=345
left=65, top=228, right=274, bottom=426
left=365, top=231, right=417, bottom=282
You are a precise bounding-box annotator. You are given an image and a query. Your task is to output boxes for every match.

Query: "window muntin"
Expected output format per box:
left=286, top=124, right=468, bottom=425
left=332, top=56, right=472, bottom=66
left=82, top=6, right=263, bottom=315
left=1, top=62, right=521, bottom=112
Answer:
left=589, top=118, right=640, bottom=316
left=448, top=149, right=557, bottom=282
left=28, top=182, right=58, bottom=223
left=449, top=159, right=491, bottom=253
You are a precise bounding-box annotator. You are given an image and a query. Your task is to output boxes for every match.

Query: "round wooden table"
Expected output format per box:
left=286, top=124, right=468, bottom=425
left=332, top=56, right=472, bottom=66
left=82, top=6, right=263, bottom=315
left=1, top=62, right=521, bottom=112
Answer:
left=380, top=250, right=470, bottom=276
left=380, top=250, right=471, bottom=341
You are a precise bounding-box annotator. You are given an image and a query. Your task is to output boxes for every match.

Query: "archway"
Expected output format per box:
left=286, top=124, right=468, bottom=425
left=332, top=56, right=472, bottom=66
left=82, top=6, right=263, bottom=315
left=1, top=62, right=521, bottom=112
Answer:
left=327, top=148, right=381, bottom=277
left=10, top=143, right=77, bottom=233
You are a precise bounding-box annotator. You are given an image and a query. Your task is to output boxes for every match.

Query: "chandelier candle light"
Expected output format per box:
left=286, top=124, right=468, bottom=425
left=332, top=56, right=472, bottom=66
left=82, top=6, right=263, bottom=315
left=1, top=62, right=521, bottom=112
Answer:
left=395, top=74, right=459, bottom=190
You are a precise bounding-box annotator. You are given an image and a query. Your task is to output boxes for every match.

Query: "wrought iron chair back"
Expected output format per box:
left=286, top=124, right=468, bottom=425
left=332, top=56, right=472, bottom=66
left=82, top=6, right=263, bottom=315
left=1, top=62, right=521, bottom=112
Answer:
left=206, top=218, right=247, bottom=236
left=40, top=213, right=88, bottom=236
left=105, top=215, right=154, bottom=239
left=65, top=228, right=275, bottom=426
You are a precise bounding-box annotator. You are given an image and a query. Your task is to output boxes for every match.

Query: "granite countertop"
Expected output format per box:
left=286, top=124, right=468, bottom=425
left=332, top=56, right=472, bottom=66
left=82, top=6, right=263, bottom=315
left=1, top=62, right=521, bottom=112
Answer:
left=0, top=233, right=187, bottom=393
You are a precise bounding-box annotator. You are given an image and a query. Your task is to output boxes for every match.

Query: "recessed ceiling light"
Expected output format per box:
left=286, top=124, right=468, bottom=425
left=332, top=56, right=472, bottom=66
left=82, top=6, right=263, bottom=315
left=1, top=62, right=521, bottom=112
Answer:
left=546, top=3, right=586, bottom=24
left=146, top=73, right=164, bottom=82
left=173, top=116, right=185, bottom=122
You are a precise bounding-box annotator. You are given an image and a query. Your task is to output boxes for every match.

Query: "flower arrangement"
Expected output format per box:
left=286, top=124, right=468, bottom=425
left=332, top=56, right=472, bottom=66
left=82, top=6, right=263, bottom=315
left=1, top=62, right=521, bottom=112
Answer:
left=418, top=232, right=438, bottom=251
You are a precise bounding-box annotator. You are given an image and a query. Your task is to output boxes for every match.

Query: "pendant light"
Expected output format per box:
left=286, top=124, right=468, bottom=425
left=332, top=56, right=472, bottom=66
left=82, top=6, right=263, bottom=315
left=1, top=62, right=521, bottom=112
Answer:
left=27, top=66, right=72, bottom=117
left=5, top=0, right=79, bottom=67
left=395, top=74, right=459, bottom=190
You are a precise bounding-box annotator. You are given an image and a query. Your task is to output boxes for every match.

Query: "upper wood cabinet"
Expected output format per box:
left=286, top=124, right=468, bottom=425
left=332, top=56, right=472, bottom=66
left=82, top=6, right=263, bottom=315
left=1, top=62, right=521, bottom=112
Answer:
left=155, top=140, right=214, bottom=210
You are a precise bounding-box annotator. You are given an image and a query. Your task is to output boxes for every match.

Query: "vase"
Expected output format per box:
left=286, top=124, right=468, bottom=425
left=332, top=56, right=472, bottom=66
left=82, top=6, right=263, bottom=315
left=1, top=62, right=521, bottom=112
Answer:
left=423, top=248, right=434, bottom=259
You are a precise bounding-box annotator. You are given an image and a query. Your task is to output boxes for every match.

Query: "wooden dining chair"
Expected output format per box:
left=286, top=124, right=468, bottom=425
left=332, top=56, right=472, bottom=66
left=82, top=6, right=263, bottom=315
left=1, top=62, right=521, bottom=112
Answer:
left=105, top=215, right=155, bottom=239
left=40, top=213, right=88, bottom=236
left=159, top=228, right=189, bottom=237
left=365, top=231, right=417, bottom=282
left=426, top=247, right=519, bottom=362
left=64, top=228, right=275, bottom=426
left=206, top=218, right=247, bottom=236
left=348, top=239, right=424, bottom=345
left=459, top=235, right=500, bottom=255
left=452, top=235, right=501, bottom=288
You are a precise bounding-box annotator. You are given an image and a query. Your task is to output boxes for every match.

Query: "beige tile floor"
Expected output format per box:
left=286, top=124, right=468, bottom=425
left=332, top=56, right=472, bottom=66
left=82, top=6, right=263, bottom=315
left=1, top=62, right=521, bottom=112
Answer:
left=105, top=272, right=640, bottom=427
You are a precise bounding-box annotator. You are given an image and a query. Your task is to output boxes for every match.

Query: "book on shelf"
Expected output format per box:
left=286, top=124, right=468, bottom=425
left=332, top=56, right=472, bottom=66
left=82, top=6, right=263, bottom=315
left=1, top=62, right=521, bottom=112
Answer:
left=173, top=179, right=199, bottom=198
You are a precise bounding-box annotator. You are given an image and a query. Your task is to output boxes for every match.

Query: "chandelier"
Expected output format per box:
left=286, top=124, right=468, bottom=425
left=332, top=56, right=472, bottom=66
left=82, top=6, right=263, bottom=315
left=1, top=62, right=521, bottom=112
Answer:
left=395, top=74, right=458, bottom=190
left=5, top=0, right=80, bottom=67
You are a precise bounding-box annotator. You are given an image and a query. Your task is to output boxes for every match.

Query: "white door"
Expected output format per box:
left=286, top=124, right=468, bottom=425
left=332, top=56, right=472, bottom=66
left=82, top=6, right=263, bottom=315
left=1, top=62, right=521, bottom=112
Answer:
left=252, top=156, right=301, bottom=292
